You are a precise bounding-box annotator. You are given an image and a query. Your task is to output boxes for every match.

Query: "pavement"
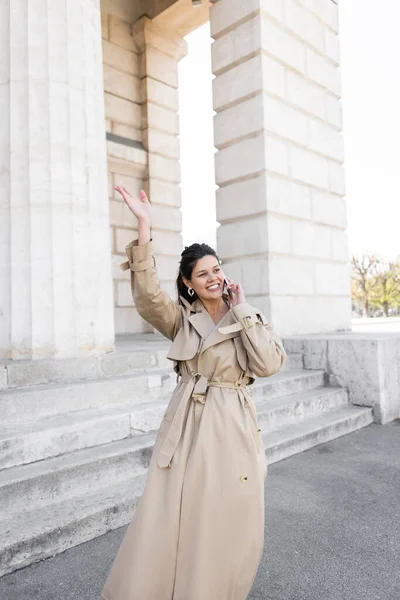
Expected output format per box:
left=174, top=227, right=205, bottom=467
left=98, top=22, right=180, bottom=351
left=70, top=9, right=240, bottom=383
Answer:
left=0, top=421, right=399, bottom=600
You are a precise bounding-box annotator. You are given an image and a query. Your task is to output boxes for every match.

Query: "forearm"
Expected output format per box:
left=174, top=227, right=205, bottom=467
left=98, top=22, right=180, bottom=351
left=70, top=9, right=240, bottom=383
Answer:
left=138, top=218, right=151, bottom=246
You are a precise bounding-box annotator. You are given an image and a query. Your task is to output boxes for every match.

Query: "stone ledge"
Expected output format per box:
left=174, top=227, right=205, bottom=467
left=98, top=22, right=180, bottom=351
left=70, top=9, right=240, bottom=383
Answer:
left=283, top=333, right=400, bottom=424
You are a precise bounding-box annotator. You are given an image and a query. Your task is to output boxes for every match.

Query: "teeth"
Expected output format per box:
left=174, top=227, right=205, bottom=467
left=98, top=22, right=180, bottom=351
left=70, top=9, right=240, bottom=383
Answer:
left=207, top=284, right=219, bottom=290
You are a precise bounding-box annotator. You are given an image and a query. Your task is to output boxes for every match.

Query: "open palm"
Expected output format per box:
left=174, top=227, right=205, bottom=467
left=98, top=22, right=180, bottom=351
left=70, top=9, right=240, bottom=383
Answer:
left=114, top=185, right=152, bottom=223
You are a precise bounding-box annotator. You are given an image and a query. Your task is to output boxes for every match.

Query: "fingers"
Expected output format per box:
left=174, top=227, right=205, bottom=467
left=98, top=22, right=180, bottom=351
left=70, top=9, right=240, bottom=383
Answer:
left=139, top=189, right=150, bottom=203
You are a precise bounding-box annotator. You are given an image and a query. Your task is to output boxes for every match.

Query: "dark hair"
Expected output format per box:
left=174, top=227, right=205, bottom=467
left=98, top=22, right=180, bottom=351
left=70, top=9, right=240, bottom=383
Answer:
left=176, top=242, right=220, bottom=305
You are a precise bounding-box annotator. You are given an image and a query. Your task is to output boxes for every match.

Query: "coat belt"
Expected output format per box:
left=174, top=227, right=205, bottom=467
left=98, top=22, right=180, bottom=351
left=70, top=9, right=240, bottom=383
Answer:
left=157, top=371, right=252, bottom=469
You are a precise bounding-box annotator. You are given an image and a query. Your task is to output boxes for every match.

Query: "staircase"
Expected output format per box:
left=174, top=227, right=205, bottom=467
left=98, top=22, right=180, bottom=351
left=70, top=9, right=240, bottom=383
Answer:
left=0, top=335, right=373, bottom=576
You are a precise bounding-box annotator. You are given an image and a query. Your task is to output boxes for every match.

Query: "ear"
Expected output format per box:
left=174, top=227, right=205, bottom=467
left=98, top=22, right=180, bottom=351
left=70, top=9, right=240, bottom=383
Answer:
left=181, top=276, right=191, bottom=289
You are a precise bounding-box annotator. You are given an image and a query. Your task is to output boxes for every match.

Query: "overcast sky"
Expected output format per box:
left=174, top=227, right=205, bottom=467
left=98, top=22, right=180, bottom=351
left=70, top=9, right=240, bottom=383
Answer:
left=178, top=0, right=400, bottom=260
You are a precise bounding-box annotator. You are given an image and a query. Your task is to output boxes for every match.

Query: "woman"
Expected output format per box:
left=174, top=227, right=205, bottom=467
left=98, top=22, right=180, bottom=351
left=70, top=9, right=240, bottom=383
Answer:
left=102, top=186, right=287, bottom=600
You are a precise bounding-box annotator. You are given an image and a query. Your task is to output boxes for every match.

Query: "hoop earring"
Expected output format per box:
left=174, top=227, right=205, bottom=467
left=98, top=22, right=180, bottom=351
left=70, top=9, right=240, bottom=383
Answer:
left=188, top=287, right=195, bottom=297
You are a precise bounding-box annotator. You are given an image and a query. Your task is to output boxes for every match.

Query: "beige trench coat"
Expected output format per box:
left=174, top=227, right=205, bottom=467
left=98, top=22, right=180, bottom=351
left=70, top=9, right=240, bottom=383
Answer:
left=102, top=239, right=287, bottom=600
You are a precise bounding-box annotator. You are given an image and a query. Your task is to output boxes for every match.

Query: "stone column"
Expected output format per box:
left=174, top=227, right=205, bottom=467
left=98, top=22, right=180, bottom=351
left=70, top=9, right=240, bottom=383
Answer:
left=211, top=0, right=350, bottom=335
left=132, top=17, right=187, bottom=300
left=0, top=0, right=114, bottom=359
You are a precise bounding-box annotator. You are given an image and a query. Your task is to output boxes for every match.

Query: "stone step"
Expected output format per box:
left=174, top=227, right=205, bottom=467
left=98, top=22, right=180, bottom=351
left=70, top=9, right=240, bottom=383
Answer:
left=0, top=404, right=374, bottom=578
left=0, top=435, right=156, bottom=517
left=253, top=369, right=324, bottom=401
left=0, top=337, right=171, bottom=391
left=0, top=476, right=146, bottom=577
left=0, top=369, right=176, bottom=425
left=0, top=337, right=302, bottom=392
left=263, top=405, right=374, bottom=464
left=0, top=400, right=168, bottom=470
left=257, top=386, right=348, bottom=432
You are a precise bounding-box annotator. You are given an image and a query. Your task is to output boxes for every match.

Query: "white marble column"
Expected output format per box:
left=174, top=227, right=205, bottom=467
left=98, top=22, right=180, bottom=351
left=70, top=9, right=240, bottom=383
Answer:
left=211, top=0, right=351, bottom=335
left=0, top=0, right=115, bottom=359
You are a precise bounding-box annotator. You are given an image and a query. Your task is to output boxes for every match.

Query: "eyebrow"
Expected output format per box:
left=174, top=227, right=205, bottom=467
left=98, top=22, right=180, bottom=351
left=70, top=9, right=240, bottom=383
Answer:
left=195, top=264, right=220, bottom=276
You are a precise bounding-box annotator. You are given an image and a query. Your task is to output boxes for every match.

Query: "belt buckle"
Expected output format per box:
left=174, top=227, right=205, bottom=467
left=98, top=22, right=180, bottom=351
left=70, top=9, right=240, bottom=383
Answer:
left=242, top=316, right=253, bottom=329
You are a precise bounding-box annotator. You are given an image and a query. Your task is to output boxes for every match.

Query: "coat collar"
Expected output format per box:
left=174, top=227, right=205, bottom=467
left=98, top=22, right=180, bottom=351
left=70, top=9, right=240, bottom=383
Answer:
left=178, top=295, right=239, bottom=354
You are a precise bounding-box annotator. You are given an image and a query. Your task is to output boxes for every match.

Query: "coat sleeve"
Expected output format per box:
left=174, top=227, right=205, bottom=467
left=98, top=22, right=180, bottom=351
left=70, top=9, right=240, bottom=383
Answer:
left=120, top=239, right=182, bottom=341
left=231, top=302, right=287, bottom=377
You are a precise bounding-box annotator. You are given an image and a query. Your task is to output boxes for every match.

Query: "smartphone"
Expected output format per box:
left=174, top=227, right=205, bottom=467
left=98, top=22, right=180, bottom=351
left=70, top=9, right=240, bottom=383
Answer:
left=224, top=277, right=233, bottom=298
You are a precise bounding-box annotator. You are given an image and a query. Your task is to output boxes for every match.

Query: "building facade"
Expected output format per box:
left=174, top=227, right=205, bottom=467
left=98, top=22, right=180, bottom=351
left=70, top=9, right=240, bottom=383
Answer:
left=1, top=0, right=347, bottom=360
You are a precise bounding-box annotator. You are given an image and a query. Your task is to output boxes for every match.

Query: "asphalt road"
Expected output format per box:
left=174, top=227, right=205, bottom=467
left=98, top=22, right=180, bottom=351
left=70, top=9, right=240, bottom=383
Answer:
left=0, top=422, right=399, bottom=600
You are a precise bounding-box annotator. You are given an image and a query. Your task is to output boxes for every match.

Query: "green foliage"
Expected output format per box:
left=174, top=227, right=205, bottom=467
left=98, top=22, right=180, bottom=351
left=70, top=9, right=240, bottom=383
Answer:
left=351, top=255, right=400, bottom=317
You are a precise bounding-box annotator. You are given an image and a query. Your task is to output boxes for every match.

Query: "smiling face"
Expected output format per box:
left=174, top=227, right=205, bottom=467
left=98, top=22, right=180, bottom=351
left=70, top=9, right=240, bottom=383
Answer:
left=183, top=254, right=225, bottom=302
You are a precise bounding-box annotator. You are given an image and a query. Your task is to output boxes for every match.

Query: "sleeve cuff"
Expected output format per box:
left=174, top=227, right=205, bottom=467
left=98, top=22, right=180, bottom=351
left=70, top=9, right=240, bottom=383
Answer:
left=120, top=238, right=155, bottom=271
left=232, top=302, right=269, bottom=327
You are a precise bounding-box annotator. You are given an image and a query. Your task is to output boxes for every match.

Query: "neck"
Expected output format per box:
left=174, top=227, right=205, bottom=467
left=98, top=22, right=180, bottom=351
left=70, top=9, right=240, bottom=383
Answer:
left=199, top=296, right=229, bottom=318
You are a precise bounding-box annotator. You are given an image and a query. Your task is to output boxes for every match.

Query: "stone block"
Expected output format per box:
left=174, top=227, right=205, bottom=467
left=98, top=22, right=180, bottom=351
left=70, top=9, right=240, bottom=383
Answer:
left=212, top=53, right=284, bottom=111
left=102, top=40, right=139, bottom=76
left=216, top=93, right=307, bottom=148
left=210, top=0, right=263, bottom=38
left=141, top=46, right=178, bottom=88
left=311, top=189, right=347, bottom=228
left=211, top=15, right=261, bottom=74
left=104, top=93, right=141, bottom=128
left=284, top=0, right=325, bottom=54
left=260, top=15, right=306, bottom=74
left=326, top=94, right=343, bottom=130
left=331, top=229, right=349, bottom=262
left=143, top=78, right=178, bottom=111
left=271, top=295, right=351, bottom=335
left=144, top=129, right=180, bottom=159
left=109, top=200, right=138, bottom=228
left=111, top=123, right=142, bottom=143
left=306, top=47, right=341, bottom=96
left=266, top=174, right=312, bottom=221
left=286, top=71, right=326, bottom=120
left=109, top=15, right=136, bottom=52
left=105, top=118, right=112, bottom=132
left=107, top=157, right=145, bottom=179
left=215, top=135, right=265, bottom=185
left=145, top=179, right=181, bottom=208
left=114, top=306, right=152, bottom=334
left=301, top=0, right=339, bottom=33
left=103, top=65, right=140, bottom=103
left=151, top=230, right=182, bottom=256
left=107, top=141, right=147, bottom=173
left=267, top=213, right=292, bottom=254
left=325, top=28, right=340, bottom=65
left=111, top=174, right=143, bottom=199
left=269, top=255, right=315, bottom=295
left=217, top=216, right=270, bottom=258
left=101, top=12, right=109, bottom=40
left=328, top=160, right=345, bottom=195
left=291, top=221, right=318, bottom=258
left=214, top=94, right=264, bottom=148
left=116, top=280, right=133, bottom=307
left=290, top=146, right=329, bottom=190
left=315, top=262, right=350, bottom=296
left=151, top=204, right=182, bottom=232
left=115, top=227, right=137, bottom=254
left=216, top=174, right=267, bottom=223
left=154, top=254, right=180, bottom=281
left=148, top=154, right=180, bottom=184
left=307, top=118, right=344, bottom=162
left=144, top=103, right=179, bottom=135
left=0, top=365, right=7, bottom=390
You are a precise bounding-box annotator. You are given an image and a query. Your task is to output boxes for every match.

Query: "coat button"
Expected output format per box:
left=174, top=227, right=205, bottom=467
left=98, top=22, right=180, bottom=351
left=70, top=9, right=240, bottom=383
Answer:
left=257, top=428, right=262, bottom=432
left=240, top=475, right=248, bottom=482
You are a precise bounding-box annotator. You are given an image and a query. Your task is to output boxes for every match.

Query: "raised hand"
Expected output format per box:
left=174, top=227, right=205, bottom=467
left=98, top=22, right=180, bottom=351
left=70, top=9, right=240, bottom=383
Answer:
left=114, top=185, right=152, bottom=224
left=225, top=276, right=246, bottom=307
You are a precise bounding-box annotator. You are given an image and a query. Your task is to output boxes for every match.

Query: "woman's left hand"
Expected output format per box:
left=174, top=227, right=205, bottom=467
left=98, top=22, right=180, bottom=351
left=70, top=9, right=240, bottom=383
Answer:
left=225, top=277, right=246, bottom=307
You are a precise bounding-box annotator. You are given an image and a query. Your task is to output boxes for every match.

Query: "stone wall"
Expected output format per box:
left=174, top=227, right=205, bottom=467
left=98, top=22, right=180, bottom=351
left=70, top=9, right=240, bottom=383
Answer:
left=100, top=9, right=185, bottom=334
left=211, top=0, right=350, bottom=335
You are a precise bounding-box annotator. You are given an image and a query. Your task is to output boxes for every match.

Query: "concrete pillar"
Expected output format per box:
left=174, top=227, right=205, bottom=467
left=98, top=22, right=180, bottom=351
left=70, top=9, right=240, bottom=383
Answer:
left=132, top=17, right=187, bottom=300
left=211, top=0, right=350, bottom=335
left=0, top=0, right=115, bottom=359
